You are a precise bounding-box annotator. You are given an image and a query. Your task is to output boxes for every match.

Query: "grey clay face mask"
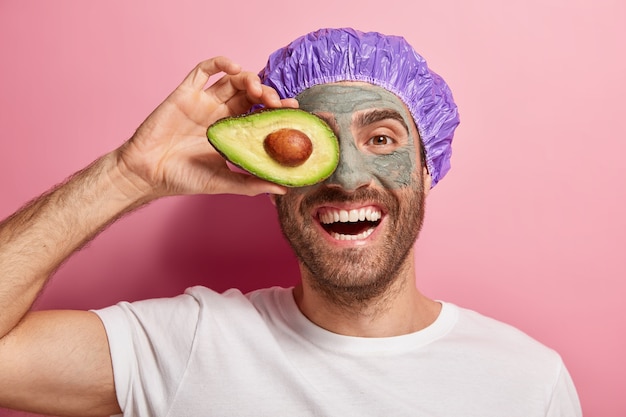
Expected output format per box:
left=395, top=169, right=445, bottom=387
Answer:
left=296, top=84, right=418, bottom=189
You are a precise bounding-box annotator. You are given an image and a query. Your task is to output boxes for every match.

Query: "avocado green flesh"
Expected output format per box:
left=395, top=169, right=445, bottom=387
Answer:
left=207, top=108, right=339, bottom=187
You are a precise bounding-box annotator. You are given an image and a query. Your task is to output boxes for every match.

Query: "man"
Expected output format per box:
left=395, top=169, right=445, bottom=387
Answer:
left=0, top=28, right=581, bottom=416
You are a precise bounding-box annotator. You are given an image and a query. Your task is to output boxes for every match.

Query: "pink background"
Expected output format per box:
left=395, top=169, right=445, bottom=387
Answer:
left=1, top=1, right=624, bottom=416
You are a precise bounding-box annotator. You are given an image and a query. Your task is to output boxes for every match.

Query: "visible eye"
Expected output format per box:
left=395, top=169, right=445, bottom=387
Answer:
left=368, top=135, right=394, bottom=146
left=362, top=134, right=400, bottom=155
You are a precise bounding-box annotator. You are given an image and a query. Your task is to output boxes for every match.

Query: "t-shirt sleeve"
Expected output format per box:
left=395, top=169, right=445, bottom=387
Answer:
left=93, top=291, right=202, bottom=416
left=545, top=361, right=583, bottom=417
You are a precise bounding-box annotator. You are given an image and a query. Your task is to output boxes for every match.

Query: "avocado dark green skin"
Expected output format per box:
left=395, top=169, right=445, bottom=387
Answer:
left=207, top=108, right=339, bottom=187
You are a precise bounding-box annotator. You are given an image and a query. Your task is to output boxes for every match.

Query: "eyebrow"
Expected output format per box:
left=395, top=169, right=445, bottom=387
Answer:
left=356, top=109, right=409, bottom=133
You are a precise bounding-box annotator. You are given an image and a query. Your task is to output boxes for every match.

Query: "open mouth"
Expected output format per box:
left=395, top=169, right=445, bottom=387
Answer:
left=317, top=206, right=382, bottom=241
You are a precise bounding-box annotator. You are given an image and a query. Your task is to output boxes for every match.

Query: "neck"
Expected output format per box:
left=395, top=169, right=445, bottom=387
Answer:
left=293, top=252, right=441, bottom=337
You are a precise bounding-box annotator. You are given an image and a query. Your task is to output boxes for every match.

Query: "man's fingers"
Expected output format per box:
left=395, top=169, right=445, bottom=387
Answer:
left=214, top=73, right=285, bottom=109
left=280, top=98, right=300, bottom=108
left=179, top=58, right=290, bottom=118
left=183, top=57, right=242, bottom=91
left=223, top=172, right=288, bottom=197
left=257, top=85, right=283, bottom=108
left=208, top=71, right=264, bottom=105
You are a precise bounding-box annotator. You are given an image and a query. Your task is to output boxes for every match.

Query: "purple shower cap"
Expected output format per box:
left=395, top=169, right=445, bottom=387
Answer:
left=258, top=27, right=460, bottom=187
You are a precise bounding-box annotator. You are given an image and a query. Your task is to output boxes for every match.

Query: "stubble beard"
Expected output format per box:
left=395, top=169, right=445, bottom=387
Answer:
left=275, top=174, right=426, bottom=310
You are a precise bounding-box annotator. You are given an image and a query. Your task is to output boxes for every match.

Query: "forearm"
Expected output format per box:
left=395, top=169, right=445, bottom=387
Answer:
left=0, top=150, right=150, bottom=336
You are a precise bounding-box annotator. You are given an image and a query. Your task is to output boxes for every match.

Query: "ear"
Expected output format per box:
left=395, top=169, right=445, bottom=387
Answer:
left=268, top=193, right=277, bottom=206
left=422, top=167, right=432, bottom=196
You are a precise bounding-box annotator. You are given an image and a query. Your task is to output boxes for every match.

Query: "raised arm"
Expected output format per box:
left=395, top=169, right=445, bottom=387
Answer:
left=0, top=56, right=292, bottom=416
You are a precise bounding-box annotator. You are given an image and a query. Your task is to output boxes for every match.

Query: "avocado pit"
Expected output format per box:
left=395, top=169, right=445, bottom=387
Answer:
left=263, top=128, right=313, bottom=167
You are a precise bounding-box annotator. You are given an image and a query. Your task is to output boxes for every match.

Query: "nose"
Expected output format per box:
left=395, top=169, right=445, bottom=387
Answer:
left=324, top=145, right=372, bottom=191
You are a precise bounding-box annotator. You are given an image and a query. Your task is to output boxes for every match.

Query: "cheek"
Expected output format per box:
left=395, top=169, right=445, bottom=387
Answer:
left=371, top=149, right=416, bottom=188
left=276, top=188, right=310, bottom=219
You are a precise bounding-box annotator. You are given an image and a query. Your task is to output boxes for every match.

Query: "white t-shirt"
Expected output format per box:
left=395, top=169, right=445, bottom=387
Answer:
left=95, top=286, right=582, bottom=416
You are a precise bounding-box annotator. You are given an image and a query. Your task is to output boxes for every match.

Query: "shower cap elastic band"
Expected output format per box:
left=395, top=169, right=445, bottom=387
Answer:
left=258, top=27, right=460, bottom=188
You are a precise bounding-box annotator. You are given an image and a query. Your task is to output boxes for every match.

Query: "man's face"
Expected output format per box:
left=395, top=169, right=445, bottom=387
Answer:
left=274, top=83, right=430, bottom=306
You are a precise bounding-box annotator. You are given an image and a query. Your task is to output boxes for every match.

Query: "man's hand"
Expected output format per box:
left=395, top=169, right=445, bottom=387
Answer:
left=117, top=56, right=296, bottom=200
left=0, top=57, right=297, bottom=415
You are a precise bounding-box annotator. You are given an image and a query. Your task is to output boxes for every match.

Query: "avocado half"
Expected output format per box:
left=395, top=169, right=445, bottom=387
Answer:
left=207, top=108, right=339, bottom=187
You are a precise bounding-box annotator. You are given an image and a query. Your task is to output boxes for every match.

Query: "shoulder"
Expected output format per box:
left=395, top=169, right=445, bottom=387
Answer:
left=184, top=285, right=288, bottom=310
left=454, top=304, right=552, bottom=346
left=94, top=286, right=285, bottom=336
left=445, top=302, right=564, bottom=371
left=183, top=285, right=291, bottom=324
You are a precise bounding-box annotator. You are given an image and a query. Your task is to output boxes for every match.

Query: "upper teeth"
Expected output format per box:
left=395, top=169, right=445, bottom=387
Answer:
left=318, top=207, right=382, bottom=224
